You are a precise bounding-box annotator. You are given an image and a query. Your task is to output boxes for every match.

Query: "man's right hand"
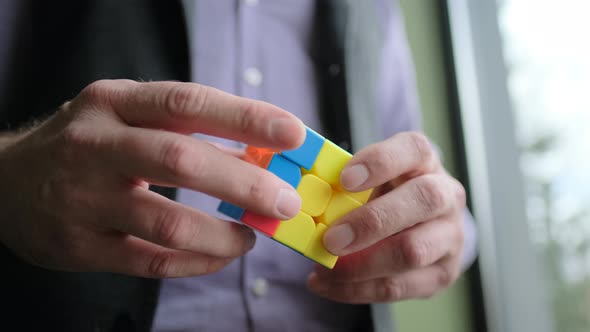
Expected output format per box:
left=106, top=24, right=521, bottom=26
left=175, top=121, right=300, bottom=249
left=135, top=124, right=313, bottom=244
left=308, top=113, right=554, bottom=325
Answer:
left=0, top=80, right=305, bottom=278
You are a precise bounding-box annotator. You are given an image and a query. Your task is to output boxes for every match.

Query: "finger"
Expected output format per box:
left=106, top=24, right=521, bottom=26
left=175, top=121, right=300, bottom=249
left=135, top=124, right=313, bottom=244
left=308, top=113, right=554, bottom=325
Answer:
left=324, top=174, right=462, bottom=255
left=97, top=187, right=257, bottom=258
left=316, top=218, right=461, bottom=282
left=94, top=234, right=236, bottom=278
left=81, top=79, right=305, bottom=149
left=107, top=127, right=301, bottom=219
left=307, top=257, right=461, bottom=304
left=340, top=132, right=438, bottom=192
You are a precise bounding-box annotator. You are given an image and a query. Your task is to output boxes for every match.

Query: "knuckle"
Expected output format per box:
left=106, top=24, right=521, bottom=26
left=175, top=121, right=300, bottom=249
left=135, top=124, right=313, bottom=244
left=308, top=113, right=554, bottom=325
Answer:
left=154, top=210, right=195, bottom=249
left=62, top=123, right=88, bottom=146
left=160, top=139, right=197, bottom=178
left=366, top=144, right=396, bottom=174
left=436, top=263, right=457, bottom=288
left=399, top=235, right=431, bottom=268
left=357, top=205, right=389, bottom=238
left=237, top=101, right=261, bottom=134
left=406, top=132, right=434, bottom=165
left=147, top=250, right=177, bottom=278
left=242, top=172, right=269, bottom=205
left=80, top=80, right=112, bottom=101
left=204, top=257, right=229, bottom=275
left=61, top=123, right=102, bottom=158
left=379, top=277, right=406, bottom=302
left=78, top=80, right=121, bottom=110
left=414, top=176, right=446, bottom=215
left=165, top=84, right=208, bottom=118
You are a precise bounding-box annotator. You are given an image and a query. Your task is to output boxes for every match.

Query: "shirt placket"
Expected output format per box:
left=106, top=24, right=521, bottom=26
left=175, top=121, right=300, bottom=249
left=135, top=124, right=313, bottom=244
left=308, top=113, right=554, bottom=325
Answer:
left=237, top=1, right=267, bottom=331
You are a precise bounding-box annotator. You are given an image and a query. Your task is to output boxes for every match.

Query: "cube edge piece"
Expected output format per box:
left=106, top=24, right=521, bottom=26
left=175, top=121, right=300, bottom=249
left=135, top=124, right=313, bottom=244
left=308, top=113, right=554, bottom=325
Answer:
left=217, top=201, right=245, bottom=221
left=304, top=223, right=338, bottom=269
left=241, top=211, right=281, bottom=237
left=267, top=154, right=302, bottom=189
left=309, top=140, right=352, bottom=186
left=273, top=212, right=316, bottom=253
left=281, top=127, right=325, bottom=170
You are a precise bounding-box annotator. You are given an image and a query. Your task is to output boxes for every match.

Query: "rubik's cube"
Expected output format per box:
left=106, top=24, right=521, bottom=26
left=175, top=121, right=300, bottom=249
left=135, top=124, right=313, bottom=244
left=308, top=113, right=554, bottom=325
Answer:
left=218, top=127, right=372, bottom=268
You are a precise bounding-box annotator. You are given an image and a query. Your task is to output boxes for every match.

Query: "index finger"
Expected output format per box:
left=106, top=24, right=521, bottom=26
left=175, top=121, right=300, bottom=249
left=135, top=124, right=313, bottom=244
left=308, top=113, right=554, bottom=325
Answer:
left=340, top=132, right=438, bottom=192
left=83, top=79, right=306, bottom=150
left=324, top=174, right=459, bottom=256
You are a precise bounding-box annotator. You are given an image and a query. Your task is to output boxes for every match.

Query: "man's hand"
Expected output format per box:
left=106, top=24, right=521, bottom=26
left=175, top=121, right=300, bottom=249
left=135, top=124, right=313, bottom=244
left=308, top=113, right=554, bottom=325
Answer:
left=307, top=132, right=466, bottom=303
left=0, top=80, right=305, bottom=278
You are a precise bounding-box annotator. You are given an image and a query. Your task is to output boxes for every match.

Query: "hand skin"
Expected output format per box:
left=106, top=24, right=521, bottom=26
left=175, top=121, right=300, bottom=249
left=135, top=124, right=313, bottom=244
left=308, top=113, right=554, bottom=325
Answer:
left=308, top=132, right=466, bottom=303
left=0, top=79, right=305, bottom=278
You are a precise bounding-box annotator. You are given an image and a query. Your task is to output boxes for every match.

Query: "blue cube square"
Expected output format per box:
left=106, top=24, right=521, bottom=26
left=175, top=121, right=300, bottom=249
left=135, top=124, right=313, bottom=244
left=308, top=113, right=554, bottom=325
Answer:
left=267, top=154, right=302, bottom=188
left=217, top=201, right=245, bottom=221
left=281, top=127, right=325, bottom=170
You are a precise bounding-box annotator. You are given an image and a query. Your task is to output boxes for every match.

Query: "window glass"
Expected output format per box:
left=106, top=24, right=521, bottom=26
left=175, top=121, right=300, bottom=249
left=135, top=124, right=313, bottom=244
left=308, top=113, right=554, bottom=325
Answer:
left=498, top=1, right=590, bottom=330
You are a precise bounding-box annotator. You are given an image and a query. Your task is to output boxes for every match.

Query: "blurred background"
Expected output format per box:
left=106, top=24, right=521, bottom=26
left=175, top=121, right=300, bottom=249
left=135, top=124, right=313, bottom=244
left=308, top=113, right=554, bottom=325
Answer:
left=393, top=0, right=590, bottom=331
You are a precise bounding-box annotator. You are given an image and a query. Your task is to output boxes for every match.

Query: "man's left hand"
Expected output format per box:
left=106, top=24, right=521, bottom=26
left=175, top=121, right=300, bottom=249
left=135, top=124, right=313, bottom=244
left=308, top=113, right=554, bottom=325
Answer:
left=307, top=132, right=466, bottom=303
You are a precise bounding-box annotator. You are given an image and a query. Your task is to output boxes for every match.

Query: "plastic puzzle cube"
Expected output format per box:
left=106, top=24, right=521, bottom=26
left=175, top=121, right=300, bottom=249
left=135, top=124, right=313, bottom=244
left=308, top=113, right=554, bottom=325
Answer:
left=217, top=126, right=372, bottom=269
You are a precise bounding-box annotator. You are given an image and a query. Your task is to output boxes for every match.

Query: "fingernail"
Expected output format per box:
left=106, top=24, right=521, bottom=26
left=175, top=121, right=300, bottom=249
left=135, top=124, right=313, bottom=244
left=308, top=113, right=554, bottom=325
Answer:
left=276, top=188, right=302, bottom=219
left=270, top=118, right=305, bottom=146
left=324, top=224, right=355, bottom=254
left=243, top=230, right=257, bottom=251
left=307, top=272, right=329, bottom=292
left=340, top=164, right=369, bottom=190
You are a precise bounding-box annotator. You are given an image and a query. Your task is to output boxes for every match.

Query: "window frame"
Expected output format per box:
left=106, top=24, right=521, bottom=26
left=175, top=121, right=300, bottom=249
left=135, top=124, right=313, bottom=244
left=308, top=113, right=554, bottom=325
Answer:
left=444, top=1, right=554, bottom=332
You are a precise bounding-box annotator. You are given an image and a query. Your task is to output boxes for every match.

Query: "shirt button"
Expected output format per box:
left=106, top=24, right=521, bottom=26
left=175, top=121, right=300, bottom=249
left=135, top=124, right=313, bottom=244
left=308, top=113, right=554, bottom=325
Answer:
left=252, top=278, right=269, bottom=297
left=244, top=0, right=259, bottom=6
left=328, top=63, right=341, bottom=76
left=244, top=67, right=263, bottom=87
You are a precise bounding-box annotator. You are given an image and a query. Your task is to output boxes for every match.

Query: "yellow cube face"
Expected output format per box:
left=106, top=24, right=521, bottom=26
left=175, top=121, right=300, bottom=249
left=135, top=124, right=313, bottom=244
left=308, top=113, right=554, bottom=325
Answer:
left=273, top=212, right=316, bottom=253
left=296, top=174, right=333, bottom=217
left=304, top=223, right=338, bottom=269
left=346, top=188, right=373, bottom=204
left=309, top=141, right=352, bottom=187
left=316, top=191, right=362, bottom=226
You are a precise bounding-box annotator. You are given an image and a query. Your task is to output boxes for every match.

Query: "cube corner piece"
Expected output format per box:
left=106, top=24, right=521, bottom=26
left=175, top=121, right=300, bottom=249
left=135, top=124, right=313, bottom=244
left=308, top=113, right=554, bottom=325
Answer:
left=243, top=146, right=277, bottom=169
left=273, top=212, right=316, bottom=253
left=281, top=127, right=325, bottom=170
left=309, top=140, right=352, bottom=186
left=218, top=201, right=245, bottom=221
left=241, top=211, right=281, bottom=237
left=304, top=223, right=338, bottom=269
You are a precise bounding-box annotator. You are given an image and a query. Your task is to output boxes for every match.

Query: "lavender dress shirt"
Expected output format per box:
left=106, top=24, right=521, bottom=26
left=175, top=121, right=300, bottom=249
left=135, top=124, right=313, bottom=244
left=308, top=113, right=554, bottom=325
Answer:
left=153, top=1, right=371, bottom=331
left=153, top=1, right=477, bottom=331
